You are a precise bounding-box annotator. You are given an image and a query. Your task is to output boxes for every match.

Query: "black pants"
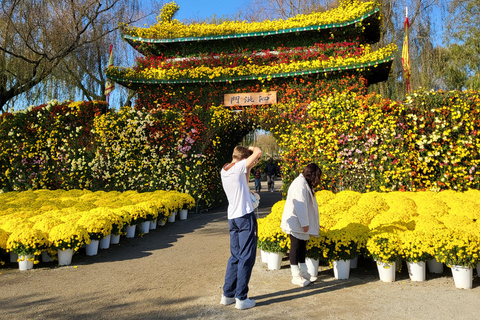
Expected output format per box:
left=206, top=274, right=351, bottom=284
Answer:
left=289, top=234, right=306, bottom=265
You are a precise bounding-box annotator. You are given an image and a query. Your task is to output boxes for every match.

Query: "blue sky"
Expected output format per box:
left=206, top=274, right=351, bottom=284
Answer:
left=171, top=0, right=246, bottom=21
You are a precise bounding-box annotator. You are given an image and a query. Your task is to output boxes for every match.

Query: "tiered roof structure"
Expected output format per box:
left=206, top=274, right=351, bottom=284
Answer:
left=106, top=1, right=395, bottom=107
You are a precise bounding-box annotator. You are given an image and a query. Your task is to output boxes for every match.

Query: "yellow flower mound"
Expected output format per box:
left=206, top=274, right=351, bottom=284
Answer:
left=0, top=228, right=9, bottom=250
left=76, top=211, right=114, bottom=240
left=0, top=189, right=195, bottom=251
left=123, top=0, right=377, bottom=39
left=261, top=190, right=480, bottom=267
left=49, top=223, right=90, bottom=251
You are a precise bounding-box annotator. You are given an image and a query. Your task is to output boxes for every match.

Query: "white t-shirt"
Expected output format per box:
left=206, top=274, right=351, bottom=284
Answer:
left=221, top=159, right=254, bottom=219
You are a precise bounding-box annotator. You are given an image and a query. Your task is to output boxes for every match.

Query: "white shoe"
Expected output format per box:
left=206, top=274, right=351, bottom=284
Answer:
left=299, top=263, right=313, bottom=282
left=235, top=298, right=256, bottom=310
left=292, top=276, right=310, bottom=287
left=220, top=294, right=235, bottom=306
left=290, top=265, right=310, bottom=287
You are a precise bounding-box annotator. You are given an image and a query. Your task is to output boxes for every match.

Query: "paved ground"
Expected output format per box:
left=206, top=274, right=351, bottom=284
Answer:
left=0, top=180, right=479, bottom=320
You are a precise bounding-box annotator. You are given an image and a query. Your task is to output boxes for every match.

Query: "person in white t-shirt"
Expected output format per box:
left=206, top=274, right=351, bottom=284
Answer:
left=219, top=145, right=262, bottom=310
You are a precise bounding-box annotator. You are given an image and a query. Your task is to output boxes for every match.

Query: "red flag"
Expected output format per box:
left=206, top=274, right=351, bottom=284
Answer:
left=105, top=44, right=115, bottom=103
left=402, top=15, right=411, bottom=93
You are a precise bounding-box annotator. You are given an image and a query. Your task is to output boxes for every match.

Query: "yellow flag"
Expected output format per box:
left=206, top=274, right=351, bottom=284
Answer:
left=402, top=16, right=411, bottom=93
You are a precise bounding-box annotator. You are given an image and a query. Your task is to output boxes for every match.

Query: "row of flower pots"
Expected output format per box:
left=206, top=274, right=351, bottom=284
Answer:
left=8, top=209, right=189, bottom=271
left=260, top=250, right=479, bottom=289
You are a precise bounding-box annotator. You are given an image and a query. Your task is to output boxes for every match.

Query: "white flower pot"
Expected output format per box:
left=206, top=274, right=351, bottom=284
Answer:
left=376, top=260, right=396, bottom=282
left=18, top=255, right=34, bottom=271
left=99, top=235, right=111, bottom=249
left=179, top=209, right=188, bottom=220
left=125, top=225, right=136, bottom=238
left=158, top=219, right=166, bottom=226
left=110, top=234, right=121, bottom=245
left=85, top=240, right=99, bottom=256
left=267, top=252, right=283, bottom=270
left=333, top=260, right=351, bottom=279
left=305, top=257, right=319, bottom=278
left=168, top=212, right=176, bottom=223
left=140, top=221, right=150, bottom=234
left=427, top=258, right=443, bottom=273
left=58, top=249, right=74, bottom=266
left=150, top=220, right=157, bottom=230
left=260, top=250, right=268, bottom=263
left=407, top=261, right=426, bottom=281
left=451, top=265, right=473, bottom=289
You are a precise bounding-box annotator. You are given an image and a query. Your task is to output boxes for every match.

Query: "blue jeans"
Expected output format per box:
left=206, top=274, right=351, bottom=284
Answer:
left=223, top=212, right=257, bottom=300
left=254, top=178, right=261, bottom=191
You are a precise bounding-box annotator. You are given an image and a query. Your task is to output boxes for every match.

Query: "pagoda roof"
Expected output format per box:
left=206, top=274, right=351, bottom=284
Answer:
left=107, top=54, right=394, bottom=89
left=122, top=8, right=381, bottom=57
left=123, top=8, right=379, bottom=45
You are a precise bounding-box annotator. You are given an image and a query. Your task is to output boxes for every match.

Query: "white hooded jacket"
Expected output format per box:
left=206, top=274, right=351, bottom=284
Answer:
left=280, top=174, right=320, bottom=237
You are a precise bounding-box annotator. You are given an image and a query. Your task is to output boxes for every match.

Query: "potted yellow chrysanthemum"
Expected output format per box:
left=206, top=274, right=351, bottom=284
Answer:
left=178, top=193, right=195, bottom=220
left=305, top=234, right=325, bottom=280
left=110, top=208, right=132, bottom=244
left=32, top=216, right=64, bottom=262
left=76, top=212, right=113, bottom=256
left=366, top=230, right=402, bottom=282
left=48, top=223, right=90, bottom=266
left=435, top=230, right=480, bottom=289
left=257, top=201, right=288, bottom=270
left=121, top=204, right=147, bottom=237
left=137, top=201, right=160, bottom=233
left=323, top=228, right=358, bottom=280
left=6, top=226, right=49, bottom=270
left=400, top=230, right=432, bottom=282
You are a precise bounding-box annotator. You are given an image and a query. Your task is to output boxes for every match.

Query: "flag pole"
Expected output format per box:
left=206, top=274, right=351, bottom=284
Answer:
left=105, top=44, right=115, bottom=104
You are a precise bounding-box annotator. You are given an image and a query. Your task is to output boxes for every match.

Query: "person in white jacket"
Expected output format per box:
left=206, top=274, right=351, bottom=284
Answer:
left=281, top=163, right=321, bottom=287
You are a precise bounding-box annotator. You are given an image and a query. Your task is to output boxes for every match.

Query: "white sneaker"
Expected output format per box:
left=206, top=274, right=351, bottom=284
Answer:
left=235, top=298, right=256, bottom=310
left=220, top=294, right=235, bottom=306
left=292, top=276, right=310, bottom=287
left=299, top=263, right=312, bottom=282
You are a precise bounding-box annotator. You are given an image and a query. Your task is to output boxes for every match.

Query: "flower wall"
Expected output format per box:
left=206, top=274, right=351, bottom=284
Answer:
left=0, top=100, right=253, bottom=207
left=254, top=89, right=480, bottom=194
left=0, top=100, right=105, bottom=191
left=259, top=189, right=480, bottom=268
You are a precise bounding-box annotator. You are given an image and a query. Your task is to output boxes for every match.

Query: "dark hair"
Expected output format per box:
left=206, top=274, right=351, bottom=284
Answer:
left=232, top=146, right=252, bottom=160
left=302, top=163, right=322, bottom=191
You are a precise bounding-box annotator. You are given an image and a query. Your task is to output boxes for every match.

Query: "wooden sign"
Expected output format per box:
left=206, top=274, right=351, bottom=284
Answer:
left=224, top=91, right=277, bottom=107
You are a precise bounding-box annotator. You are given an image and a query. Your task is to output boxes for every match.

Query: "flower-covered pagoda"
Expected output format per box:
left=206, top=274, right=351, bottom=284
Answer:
left=104, top=0, right=403, bottom=200
left=107, top=0, right=396, bottom=111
